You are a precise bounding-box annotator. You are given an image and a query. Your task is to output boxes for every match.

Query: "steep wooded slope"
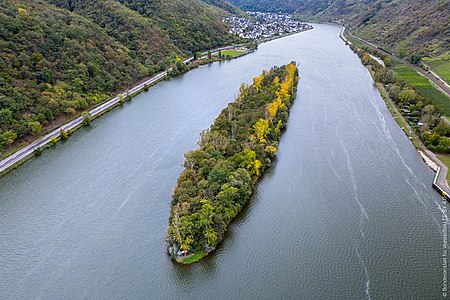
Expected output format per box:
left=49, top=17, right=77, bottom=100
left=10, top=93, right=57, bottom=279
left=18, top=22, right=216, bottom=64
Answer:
left=0, top=0, right=238, bottom=153
left=229, top=0, right=450, bottom=57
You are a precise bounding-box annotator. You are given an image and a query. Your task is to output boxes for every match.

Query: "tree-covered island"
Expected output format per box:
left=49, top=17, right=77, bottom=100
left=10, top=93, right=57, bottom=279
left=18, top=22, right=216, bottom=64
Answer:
left=167, top=63, right=299, bottom=264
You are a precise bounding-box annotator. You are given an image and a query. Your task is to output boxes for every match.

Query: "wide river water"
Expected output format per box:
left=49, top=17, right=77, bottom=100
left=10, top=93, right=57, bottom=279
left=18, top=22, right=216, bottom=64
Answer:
left=0, top=24, right=448, bottom=299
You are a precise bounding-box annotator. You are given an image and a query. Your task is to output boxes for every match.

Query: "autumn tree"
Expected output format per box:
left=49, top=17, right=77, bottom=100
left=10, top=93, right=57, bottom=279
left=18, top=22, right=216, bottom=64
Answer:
left=253, top=118, right=270, bottom=143
left=252, top=75, right=263, bottom=92
left=60, top=129, right=69, bottom=139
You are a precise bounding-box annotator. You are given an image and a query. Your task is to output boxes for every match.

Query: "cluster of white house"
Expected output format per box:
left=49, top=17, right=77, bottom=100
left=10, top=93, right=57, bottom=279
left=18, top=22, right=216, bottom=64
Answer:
left=226, top=11, right=312, bottom=39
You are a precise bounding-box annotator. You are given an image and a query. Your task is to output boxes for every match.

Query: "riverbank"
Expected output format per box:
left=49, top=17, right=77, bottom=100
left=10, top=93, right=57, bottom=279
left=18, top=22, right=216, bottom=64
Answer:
left=0, top=41, right=255, bottom=177
left=258, top=25, right=314, bottom=44
left=0, top=28, right=314, bottom=179
left=344, top=27, right=450, bottom=101
left=0, top=69, right=169, bottom=177
left=0, top=53, right=241, bottom=176
left=341, top=26, right=450, bottom=199
left=375, top=59, right=450, bottom=199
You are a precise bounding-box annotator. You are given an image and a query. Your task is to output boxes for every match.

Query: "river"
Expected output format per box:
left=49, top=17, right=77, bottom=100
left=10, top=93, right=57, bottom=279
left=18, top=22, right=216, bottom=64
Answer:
left=0, top=24, right=447, bottom=299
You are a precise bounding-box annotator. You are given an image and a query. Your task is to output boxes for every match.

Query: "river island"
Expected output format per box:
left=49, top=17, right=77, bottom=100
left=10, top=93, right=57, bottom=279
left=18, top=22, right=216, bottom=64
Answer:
left=166, top=63, right=299, bottom=264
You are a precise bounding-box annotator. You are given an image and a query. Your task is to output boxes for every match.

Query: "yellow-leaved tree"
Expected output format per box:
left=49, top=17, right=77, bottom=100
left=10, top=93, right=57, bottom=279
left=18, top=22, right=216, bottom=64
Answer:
left=253, top=75, right=263, bottom=92
left=253, top=118, right=270, bottom=143
left=277, top=63, right=297, bottom=100
left=266, top=96, right=285, bottom=121
left=266, top=101, right=278, bottom=121
left=181, top=236, right=194, bottom=251
left=239, top=83, right=248, bottom=98
left=273, top=76, right=280, bottom=85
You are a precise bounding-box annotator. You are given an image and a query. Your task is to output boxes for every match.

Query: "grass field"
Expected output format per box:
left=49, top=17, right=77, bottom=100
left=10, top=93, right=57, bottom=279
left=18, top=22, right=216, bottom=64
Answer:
left=437, top=154, right=450, bottom=181
left=217, top=49, right=244, bottom=58
left=346, top=35, right=366, bottom=49
left=177, top=252, right=206, bottom=264
left=391, top=60, right=450, bottom=117
left=423, top=52, right=450, bottom=85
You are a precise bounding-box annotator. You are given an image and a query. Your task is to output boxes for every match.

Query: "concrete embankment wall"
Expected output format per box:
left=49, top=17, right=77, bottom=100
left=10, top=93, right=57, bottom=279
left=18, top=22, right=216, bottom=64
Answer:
left=339, top=25, right=450, bottom=201
left=432, top=167, right=450, bottom=200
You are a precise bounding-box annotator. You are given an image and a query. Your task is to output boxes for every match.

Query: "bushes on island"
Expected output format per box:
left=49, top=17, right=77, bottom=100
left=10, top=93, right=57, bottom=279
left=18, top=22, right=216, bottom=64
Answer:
left=167, top=63, right=299, bottom=262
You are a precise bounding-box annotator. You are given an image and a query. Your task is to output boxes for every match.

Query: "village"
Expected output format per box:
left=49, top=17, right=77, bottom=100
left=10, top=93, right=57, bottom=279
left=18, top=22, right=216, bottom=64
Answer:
left=226, top=11, right=313, bottom=39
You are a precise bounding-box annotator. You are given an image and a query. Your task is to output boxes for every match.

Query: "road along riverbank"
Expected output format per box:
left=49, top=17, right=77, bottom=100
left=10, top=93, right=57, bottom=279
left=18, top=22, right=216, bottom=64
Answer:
left=345, top=27, right=450, bottom=98
left=341, top=26, right=450, bottom=199
left=0, top=41, right=257, bottom=177
left=0, top=27, right=315, bottom=178
left=0, top=69, right=169, bottom=177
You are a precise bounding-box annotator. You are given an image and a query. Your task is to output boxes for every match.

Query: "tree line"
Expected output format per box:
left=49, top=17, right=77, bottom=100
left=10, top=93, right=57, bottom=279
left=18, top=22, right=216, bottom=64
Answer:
left=0, top=0, right=242, bottom=155
left=353, top=44, right=450, bottom=153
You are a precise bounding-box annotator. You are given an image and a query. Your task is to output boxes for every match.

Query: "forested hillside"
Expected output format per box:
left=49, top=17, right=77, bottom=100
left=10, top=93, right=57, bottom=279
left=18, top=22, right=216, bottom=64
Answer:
left=0, top=0, right=240, bottom=155
left=230, top=0, right=450, bottom=58
left=295, top=0, right=450, bottom=59
left=228, top=0, right=300, bottom=12
left=203, top=0, right=245, bottom=15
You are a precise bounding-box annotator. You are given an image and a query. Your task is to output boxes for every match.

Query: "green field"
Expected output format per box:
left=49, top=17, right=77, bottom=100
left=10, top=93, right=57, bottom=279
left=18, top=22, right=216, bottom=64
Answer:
left=392, top=60, right=450, bottom=116
left=346, top=35, right=366, bottom=49
left=437, top=154, right=450, bottom=181
left=177, top=252, right=206, bottom=265
left=424, top=52, right=450, bottom=85
left=217, top=49, right=245, bottom=58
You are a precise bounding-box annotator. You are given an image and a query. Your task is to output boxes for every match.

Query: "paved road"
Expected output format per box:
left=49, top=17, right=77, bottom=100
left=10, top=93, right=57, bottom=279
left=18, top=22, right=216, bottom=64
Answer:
left=0, top=67, right=175, bottom=174
left=346, top=28, right=450, bottom=99
left=0, top=44, right=244, bottom=175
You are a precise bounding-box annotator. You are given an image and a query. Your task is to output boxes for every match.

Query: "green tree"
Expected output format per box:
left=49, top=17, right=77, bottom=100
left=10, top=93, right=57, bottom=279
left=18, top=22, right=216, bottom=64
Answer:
left=388, top=85, right=400, bottom=101
left=265, top=145, right=277, bottom=157
left=410, top=55, right=422, bottom=65
left=433, top=121, right=450, bottom=136
left=118, top=93, right=124, bottom=104
left=398, top=89, right=418, bottom=104
left=228, top=168, right=252, bottom=204
left=0, top=109, right=13, bottom=128
left=3, top=130, right=17, bottom=145
left=28, top=121, right=43, bottom=136
left=81, top=112, right=91, bottom=126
